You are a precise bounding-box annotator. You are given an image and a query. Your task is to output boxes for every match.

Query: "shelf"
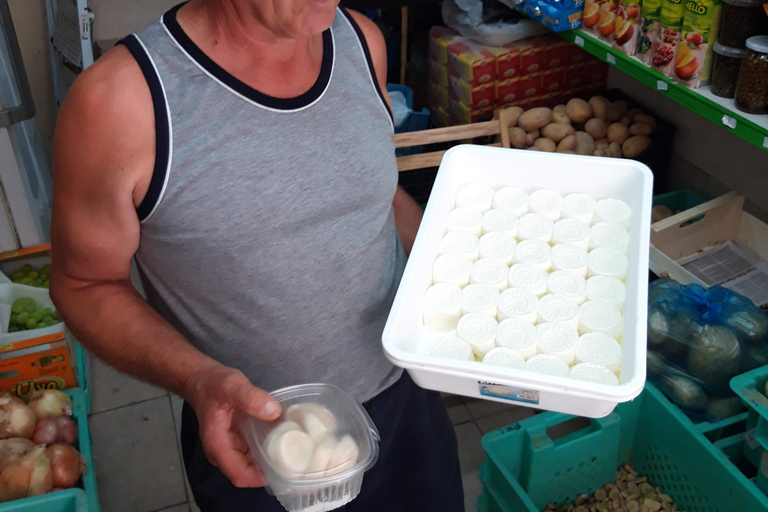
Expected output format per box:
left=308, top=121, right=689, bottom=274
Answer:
left=559, top=30, right=768, bottom=153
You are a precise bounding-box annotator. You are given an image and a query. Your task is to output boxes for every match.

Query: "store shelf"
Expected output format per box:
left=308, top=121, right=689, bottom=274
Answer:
left=559, top=30, right=768, bottom=153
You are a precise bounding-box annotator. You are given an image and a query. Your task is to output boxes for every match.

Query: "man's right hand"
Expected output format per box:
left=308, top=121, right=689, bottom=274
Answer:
left=184, top=364, right=282, bottom=488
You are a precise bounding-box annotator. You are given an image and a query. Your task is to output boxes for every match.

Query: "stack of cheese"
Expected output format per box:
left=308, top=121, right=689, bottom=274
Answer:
left=423, top=183, right=630, bottom=386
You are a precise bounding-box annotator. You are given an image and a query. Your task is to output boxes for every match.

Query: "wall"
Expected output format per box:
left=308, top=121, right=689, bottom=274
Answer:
left=8, top=0, right=54, bottom=163
left=607, top=69, right=768, bottom=223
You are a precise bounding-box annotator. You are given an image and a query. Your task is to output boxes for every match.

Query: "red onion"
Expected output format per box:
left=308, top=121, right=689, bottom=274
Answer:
left=0, top=446, right=52, bottom=502
left=0, top=438, right=35, bottom=471
left=27, top=390, right=72, bottom=420
left=46, top=444, right=84, bottom=489
left=0, top=392, right=36, bottom=440
left=31, top=416, right=78, bottom=446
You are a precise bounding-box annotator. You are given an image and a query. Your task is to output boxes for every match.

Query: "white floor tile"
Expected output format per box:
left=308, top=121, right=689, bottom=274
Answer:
left=476, top=407, right=537, bottom=434
left=443, top=394, right=473, bottom=425
left=89, top=356, right=167, bottom=414
left=90, top=396, right=187, bottom=512
left=152, top=505, right=189, bottom=512
left=465, top=397, right=519, bottom=420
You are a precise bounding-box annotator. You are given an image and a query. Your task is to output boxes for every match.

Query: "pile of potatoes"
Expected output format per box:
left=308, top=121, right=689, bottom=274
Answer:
left=505, top=96, right=656, bottom=159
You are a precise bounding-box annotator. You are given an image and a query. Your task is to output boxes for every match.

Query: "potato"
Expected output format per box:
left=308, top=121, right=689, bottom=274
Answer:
left=541, top=123, right=575, bottom=143
left=630, top=122, right=654, bottom=136
left=518, top=107, right=554, bottom=132
left=553, top=104, right=567, bottom=114
left=509, top=127, right=527, bottom=149
left=607, top=142, right=623, bottom=158
left=574, top=131, right=595, bottom=156
left=634, top=114, right=657, bottom=131
left=620, top=116, right=632, bottom=126
left=532, top=138, right=557, bottom=152
left=557, top=134, right=576, bottom=152
left=605, top=104, right=622, bottom=123
left=622, top=135, right=652, bottom=158
left=585, top=118, right=608, bottom=139
left=593, top=149, right=606, bottom=157
left=500, top=106, right=524, bottom=129
left=607, top=123, right=630, bottom=144
left=566, top=98, right=593, bottom=124
left=613, top=100, right=629, bottom=117
left=525, top=130, right=540, bottom=146
left=626, top=108, right=643, bottom=122
left=595, top=138, right=609, bottom=149
left=589, top=96, right=610, bottom=120
left=561, top=150, right=577, bottom=154
left=553, top=110, right=571, bottom=124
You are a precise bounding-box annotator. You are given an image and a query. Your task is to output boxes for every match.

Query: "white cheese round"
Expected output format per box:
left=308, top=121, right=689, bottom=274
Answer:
left=537, top=295, right=580, bottom=329
left=547, top=270, right=587, bottom=305
left=432, top=253, right=473, bottom=287
left=569, top=363, right=620, bottom=385
left=562, top=193, right=596, bottom=225
left=594, top=198, right=631, bottom=228
left=439, top=230, right=479, bottom=261
left=430, top=335, right=475, bottom=361
left=513, top=239, right=552, bottom=270
left=497, top=287, right=539, bottom=323
left=585, top=275, right=626, bottom=312
left=528, top=189, right=563, bottom=221
left=492, top=186, right=529, bottom=216
left=456, top=312, right=498, bottom=358
left=478, top=232, right=517, bottom=265
left=482, top=347, right=526, bottom=369
left=587, top=247, right=628, bottom=280
left=535, top=322, right=580, bottom=365
left=578, top=300, right=623, bottom=339
left=481, top=209, right=519, bottom=236
left=446, top=207, right=483, bottom=236
left=470, top=258, right=509, bottom=291
left=455, top=183, right=494, bottom=212
left=517, top=213, right=555, bottom=242
left=576, top=333, right=622, bottom=373
left=508, top=263, right=549, bottom=297
left=553, top=218, right=591, bottom=249
left=551, top=243, right=589, bottom=277
left=524, top=354, right=570, bottom=377
left=589, top=222, right=630, bottom=254
left=422, top=283, right=462, bottom=332
left=496, top=318, right=538, bottom=359
left=461, top=283, right=500, bottom=317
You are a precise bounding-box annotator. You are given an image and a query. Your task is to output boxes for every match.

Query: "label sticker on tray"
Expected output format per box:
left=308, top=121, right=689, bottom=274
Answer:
left=478, top=381, right=540, bottom=404
left=746, top=428, right=759, bottom=450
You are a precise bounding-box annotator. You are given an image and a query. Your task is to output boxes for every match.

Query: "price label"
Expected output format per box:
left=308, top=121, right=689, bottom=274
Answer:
left=722, top=115, right=737, bottom=129
left=746, top=429, right=759, bottom=450
left=575, top=36, right=585, bottom=47
left=656, top=80, right=668, bottom=91
left=607, top=54, right=616, bottom=65
left=763, top=136, right=768, bottom=149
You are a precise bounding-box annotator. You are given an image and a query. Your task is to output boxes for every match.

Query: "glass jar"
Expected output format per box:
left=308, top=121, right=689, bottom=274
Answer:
left=711, top=43, right=745, bottom=98
left=719, top=0, right=767, bottom=48
left=735, top=36, right=768, bottom=115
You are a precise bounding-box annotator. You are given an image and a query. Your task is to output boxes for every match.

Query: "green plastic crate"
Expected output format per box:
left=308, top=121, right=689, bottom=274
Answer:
left=731, top=366, right=768, bottom=495
left=71, top=339, right=90, bottom=414
left=652, top=189, right=706, bottom=213
left=478, top=383, right=768, bottom=512
left=0, top=388, right=100, bottom=511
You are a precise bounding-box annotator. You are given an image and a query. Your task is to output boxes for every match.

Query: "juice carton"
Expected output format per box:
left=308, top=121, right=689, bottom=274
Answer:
left=542, top=69, right=566, bottom=93
left=429, top=60, right=448, bottom=88
left=613, top=0, right=643, bottom=55
left=447, top=38, right=499, bottom=86
left=673, top=0, right=723, bottom=88
left=598, top=0, right=622, bottom=43
left=544, top=40, right=571, bottom=69
left=637, top=0, right=662, bottom=64
left=497, top=45, right=522, bottom=80
left=653, top=0, right=685, bottom=76
left=448, top=75, right=496, bottom=110
left=583, top=0, right=605, bottom=35
left=429, top=26, right=460, bottom=65
left=428, top=80, right=449, bottom=111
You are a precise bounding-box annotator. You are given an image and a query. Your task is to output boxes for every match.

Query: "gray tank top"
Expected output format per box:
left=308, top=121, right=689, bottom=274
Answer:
left=120, top=5, right=405, bottom=402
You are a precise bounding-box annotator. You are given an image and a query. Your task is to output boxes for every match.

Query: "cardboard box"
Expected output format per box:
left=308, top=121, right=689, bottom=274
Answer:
left=566, top=43, right=591, bottom=66
left=430, top=106, right=450, bottom=128
left=584, top=59, right=610, bottom=84
left=0, top=331, right=77, bottom=400
left=541, top=69, right=566, bottom=93
left=429, top=59, right=449, bottom=88
left=447, top=39, right=499, bottom=86
left=450, top=102, right=495, bottom=125
left=495, top=75, right=542, bottom=107
left=428, top=80, right=450, bottom=111
left=496, top=45, right=522, bottom=80
left=429, top=26, right=460, bottom=65
left=448, top=75, right=496, bottom=110
left=564, top=64, right=589, bottom=89
left=544, top=40, right=571, bottom=69
left=520, top=41, right=547, bottom=76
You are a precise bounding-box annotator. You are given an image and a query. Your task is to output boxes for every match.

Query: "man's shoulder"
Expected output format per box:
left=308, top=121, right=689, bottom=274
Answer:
left=343, top=9, right=386, bottom=59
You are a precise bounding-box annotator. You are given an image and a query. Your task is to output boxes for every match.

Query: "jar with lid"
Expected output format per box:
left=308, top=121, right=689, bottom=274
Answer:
left=719, top=0, right=767, bottom=48
left=735, top=36, right=768, bottom=115
left=711, top=43, right=745, bottom=98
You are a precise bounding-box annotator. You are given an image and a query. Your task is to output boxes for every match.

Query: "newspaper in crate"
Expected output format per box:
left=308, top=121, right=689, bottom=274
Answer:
left=678, top=240, right=768, bottom=307
left=478, top=381, right=540, bottom=404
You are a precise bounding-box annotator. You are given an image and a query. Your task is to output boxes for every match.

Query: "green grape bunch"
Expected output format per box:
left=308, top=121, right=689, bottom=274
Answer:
left=9, top=297, right=62, bottom=333
left=10, top=263, right=51, bottom=288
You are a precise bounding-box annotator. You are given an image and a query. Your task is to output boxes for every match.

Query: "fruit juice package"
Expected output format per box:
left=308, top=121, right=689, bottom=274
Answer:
left=429, top=26, right=460, bottom=65
left=429, top=59, right=449, bottom=88
left=673, top=0, right=723, bottom=88
left=448, top=75, right=496, bottom=110
left=653, top=0, right=685, bottom=76
left=428, top=80, right=449, bottom=111
left=637, top=0, right=663, bottom=64
left=613, top=0, right=643, bottom=55
left=0, top=332, right=77, bottom=399
left=447, top=38, right=502, bottom=86
left=598, top=0, right=622, bottom=43
left=583, top=0, right=605, bottom=35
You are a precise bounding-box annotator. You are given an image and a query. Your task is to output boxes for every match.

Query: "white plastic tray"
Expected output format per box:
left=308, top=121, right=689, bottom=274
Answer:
left=382, top=145, right=653, bottom=418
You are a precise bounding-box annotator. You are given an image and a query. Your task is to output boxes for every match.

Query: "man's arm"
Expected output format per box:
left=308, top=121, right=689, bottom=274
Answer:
left=51, top=46, right=279, bottom=487
left=349, top=11, right=423, bottom=256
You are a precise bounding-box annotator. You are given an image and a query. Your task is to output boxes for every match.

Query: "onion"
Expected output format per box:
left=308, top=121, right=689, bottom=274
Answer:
left=0, top=438, right=35, bottom=471
left=0, top=445, right=52, bottom=502
left=0, top=392, right=36, bottom=440
left=31, top=416, right=78, bottom=446
left=27, top=390, right=72, bottom=420
left=47, top=444, right=85, bottom=489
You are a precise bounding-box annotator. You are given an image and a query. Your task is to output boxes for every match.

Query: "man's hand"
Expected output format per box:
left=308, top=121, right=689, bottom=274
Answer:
left=184, top=364, right=282, bottom=487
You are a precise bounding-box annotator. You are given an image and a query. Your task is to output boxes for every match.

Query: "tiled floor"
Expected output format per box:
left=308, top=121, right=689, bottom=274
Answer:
left=86, top=356, right=536, bottom=512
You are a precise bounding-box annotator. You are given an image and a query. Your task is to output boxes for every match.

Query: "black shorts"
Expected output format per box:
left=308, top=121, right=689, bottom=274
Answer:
left=180, top=372, right=465, bottom=512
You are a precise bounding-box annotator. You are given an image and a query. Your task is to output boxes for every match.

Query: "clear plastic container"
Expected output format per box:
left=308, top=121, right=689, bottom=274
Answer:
left=711, top=42, right=745, bottom=98
left=735, top=36, right=768, bottom=115
left=240, top=384, right=380, bottom=512
left=718, top=0, right=767, bottom=48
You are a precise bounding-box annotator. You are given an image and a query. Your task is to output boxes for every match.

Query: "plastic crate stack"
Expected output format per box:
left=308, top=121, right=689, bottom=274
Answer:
left=428, top=27, right=609, bottom=127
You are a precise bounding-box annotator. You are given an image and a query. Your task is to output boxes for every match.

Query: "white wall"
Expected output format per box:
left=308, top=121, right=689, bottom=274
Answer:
left=607, top=68, right=768, bottom=223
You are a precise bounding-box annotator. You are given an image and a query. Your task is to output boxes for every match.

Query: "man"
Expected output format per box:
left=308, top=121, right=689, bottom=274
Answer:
left=51, top=0, right=464, bottom=510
